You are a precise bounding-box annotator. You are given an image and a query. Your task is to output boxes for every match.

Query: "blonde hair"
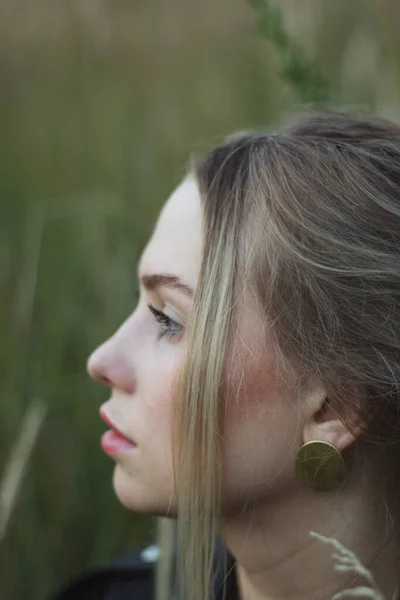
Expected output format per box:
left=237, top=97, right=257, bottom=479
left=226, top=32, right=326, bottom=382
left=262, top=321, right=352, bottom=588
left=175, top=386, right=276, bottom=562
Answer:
left=156, top=111, right=400, bottom=600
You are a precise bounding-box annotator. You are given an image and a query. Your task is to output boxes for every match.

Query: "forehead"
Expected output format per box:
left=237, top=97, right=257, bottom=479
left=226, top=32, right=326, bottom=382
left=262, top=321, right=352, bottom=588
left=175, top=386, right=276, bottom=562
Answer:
left=139, top=177, right=202, bottom=287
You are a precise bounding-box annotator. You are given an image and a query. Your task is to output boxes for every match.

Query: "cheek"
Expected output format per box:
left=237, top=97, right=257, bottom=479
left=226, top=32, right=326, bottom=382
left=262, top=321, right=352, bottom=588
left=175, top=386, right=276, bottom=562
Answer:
left=220, top=351, right=301, bottom=510
left=222, top=349, right=280, bottom=431
left=141, top=351, right=182, bottom=437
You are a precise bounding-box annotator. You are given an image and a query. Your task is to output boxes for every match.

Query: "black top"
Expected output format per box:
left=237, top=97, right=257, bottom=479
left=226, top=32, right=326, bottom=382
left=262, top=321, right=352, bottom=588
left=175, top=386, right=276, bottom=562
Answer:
left=48, top=537, right=239, bottom=600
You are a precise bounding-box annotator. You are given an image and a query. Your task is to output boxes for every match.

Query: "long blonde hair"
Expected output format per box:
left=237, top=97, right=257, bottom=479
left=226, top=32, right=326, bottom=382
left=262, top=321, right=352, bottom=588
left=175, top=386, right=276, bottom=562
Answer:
left=156, top=111, right=400, bottom=600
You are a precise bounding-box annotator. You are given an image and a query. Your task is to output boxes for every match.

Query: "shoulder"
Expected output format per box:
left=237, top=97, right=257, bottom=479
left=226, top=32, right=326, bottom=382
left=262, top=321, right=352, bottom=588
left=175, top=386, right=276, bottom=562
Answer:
left=48, top=537, right=237, bottom=600
left=48, top=543, right=159, bottom=600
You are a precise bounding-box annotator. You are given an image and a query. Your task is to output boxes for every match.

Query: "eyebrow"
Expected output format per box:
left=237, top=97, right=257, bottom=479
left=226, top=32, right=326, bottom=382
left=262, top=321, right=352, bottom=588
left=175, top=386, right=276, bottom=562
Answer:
left=140, top=273, right=194, bottom=298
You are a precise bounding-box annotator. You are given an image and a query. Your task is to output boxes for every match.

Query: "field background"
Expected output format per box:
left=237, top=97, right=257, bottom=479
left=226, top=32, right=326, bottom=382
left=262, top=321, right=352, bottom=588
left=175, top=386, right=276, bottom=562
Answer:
left=1, top=1, right=400, bottom=598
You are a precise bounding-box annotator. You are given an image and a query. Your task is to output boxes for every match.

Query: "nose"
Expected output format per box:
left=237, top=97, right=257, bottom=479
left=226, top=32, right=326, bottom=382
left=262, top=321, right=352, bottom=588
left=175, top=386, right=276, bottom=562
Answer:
left=87, top=338, right=135, bottom=395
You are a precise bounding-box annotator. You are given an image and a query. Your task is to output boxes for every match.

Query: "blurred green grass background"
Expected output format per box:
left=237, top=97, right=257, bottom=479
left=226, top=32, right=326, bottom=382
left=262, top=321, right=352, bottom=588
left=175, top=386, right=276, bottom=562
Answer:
left=1, top=1, right=399, bottom=598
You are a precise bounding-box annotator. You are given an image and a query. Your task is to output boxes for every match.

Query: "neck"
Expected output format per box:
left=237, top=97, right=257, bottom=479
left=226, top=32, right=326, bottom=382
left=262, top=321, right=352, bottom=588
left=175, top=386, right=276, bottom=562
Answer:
left=221, top=483, right=399, bottom=600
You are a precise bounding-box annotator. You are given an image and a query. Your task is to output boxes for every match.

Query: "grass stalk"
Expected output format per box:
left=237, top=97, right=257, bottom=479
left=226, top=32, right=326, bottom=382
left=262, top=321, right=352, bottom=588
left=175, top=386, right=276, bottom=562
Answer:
left=0, top=399, right=47, bottom=542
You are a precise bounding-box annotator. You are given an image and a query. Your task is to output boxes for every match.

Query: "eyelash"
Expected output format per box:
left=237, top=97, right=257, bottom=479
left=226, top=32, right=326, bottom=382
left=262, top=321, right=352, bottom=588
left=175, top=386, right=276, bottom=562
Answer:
left=147, top=303, right=183, bottom=340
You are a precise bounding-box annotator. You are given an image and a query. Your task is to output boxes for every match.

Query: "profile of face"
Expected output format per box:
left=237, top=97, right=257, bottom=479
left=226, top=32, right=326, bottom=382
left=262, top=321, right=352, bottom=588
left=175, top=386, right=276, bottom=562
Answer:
left=87, top=177, right=202, bottom=516
left=87, top=176, right=331, bottom=519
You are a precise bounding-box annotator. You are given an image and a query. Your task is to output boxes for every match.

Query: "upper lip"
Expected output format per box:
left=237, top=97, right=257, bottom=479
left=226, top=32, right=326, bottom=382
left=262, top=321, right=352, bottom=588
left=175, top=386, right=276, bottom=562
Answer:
left=100, top=410, right=136, bottom=444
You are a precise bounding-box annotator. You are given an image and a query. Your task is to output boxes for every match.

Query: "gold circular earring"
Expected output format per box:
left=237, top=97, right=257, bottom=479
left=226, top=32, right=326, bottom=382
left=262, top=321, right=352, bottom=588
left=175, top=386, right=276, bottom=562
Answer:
left=295, top=440, right=346, bottom=491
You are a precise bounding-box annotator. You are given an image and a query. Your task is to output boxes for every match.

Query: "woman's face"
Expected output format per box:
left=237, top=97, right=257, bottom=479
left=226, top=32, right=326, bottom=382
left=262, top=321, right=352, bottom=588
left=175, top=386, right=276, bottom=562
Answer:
left=87, top=177, right=202, bottom=516
left=88, top=176, right=302, bottom=518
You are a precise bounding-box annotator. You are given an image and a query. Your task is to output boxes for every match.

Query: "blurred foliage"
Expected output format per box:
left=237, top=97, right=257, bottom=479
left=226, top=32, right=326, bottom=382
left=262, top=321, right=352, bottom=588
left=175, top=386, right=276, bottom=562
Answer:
left=0, top=0, right=400, bottom=598
left=249, top=0, right=330, bottom=104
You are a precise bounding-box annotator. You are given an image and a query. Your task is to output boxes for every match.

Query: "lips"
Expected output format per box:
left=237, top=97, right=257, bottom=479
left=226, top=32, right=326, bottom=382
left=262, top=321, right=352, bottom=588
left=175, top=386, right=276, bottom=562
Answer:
left=99, top=409, right=137, bottom=454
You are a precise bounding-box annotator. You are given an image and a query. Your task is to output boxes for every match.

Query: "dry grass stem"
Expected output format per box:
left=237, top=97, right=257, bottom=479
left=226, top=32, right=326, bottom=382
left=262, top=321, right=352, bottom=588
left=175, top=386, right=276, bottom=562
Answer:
left=310, top=531, right=386, bottom=600
left=0, top=399, right=47, bottom=542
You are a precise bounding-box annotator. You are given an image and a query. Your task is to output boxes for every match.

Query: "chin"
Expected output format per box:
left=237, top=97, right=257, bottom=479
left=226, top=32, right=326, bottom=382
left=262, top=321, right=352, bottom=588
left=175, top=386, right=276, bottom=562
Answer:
left=112, top=463, right=178, bottom=518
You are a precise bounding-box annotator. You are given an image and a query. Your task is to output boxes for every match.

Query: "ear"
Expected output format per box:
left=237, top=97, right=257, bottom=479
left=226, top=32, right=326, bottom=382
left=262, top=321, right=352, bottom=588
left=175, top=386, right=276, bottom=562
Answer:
left=302, top=389, right=363, bottom=453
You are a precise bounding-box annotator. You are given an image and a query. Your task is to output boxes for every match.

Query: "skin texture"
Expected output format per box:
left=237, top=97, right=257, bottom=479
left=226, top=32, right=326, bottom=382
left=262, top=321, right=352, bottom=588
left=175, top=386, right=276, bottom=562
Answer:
left=87, top=176, right=399, bottom=600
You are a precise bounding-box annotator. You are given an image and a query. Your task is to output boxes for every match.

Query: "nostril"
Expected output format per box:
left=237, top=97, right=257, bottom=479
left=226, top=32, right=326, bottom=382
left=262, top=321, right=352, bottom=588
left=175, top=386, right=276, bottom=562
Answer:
left=97, top=374, right=111, bottom=387
left=87, top=344, right=135, bottom=394
left=87, top=353, right=110, bottom=386
left=88, top=361, right=111, bottom=387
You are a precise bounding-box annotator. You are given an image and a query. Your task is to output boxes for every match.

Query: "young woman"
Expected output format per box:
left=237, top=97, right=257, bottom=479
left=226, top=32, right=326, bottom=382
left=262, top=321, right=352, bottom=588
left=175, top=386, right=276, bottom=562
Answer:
left=51, top=111, right=400, bottom=600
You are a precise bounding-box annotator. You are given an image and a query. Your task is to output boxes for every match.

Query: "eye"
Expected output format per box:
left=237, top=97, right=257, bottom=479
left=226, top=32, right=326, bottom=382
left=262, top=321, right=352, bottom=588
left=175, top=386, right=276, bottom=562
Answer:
left=147, top=303, right=183, bottom=340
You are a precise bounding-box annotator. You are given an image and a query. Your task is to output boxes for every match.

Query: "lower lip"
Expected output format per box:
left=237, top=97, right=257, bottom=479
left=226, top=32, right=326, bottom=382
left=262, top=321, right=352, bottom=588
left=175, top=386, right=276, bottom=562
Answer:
left=101, top=429, right=137, bottom=455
